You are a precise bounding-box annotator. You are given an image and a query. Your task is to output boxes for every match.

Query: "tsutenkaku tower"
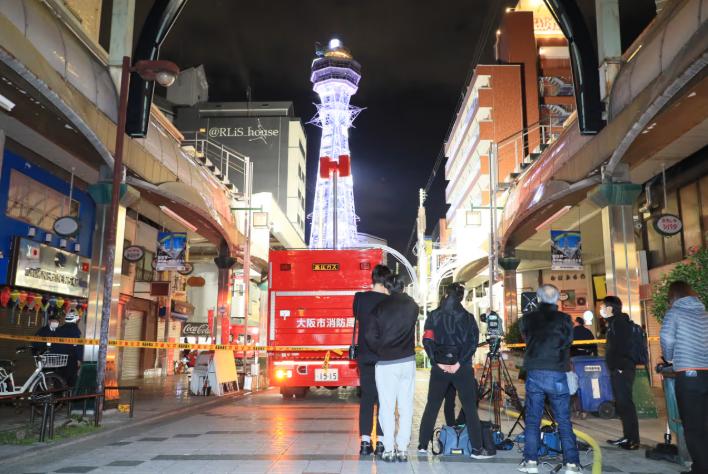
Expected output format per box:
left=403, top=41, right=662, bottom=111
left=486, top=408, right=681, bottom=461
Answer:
left=308, top=39, right=363, bottom=249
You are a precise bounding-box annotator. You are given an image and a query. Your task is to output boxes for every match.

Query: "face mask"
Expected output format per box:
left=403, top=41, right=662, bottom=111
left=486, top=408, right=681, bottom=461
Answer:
left=599, top=306, right=610, bottom=318
left=49, top=322, right=59, bottom=330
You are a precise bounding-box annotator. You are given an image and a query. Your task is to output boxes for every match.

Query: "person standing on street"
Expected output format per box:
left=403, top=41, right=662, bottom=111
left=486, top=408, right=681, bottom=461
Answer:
left=365, top=274, right=418, bottom=462
left=417, top=282, right=492, bottom=459
left=660, top=281, right=708, bottom=474
left=518, top=285, right=581, bottom=474
left=571, top=315, right=598, bottom=357
left=57, top=309, right=84, bottom=388
left=353, top=264, right=390, bottom=456
left=33, top=315, right=61, bottom=355
left=602, top=295, right=640, bottom=450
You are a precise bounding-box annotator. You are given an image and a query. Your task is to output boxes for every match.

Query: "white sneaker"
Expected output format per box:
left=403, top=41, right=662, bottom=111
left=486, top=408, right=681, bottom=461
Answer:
left=518, top=460, right=539, bottom=473
left=564, top=463, right=582, bottom=473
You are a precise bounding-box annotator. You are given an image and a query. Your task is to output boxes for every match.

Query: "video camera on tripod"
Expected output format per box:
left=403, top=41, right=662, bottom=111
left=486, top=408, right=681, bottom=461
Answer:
left=480, top=310, right=504, bottom=354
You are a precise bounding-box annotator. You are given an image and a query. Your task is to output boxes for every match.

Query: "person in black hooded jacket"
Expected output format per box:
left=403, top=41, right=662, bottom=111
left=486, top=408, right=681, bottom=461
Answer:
left=417, top=283, right=493, bottom=459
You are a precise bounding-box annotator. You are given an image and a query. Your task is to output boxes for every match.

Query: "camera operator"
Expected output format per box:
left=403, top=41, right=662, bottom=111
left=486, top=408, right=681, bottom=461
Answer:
left=518, top=284, right=581, bottom=474
left=660, top=281, right=708, bottom=474
left=417, top=283, right=492, bottom=459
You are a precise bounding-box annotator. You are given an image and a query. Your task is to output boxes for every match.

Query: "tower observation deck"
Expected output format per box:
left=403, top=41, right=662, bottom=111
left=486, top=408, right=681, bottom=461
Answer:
left=308, top=39, right=363, bottom=249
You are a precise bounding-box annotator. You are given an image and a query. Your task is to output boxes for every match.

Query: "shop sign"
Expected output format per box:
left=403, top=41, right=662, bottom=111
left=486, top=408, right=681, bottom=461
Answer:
left=123, top=245, right=145, bottom=262
left=186, top=276, right=206, bottom=287
left=177, top=262, right=194, bottom=276
left=10, top=237, right=90, bottom=298
left=653, top=214, right=682, bottom=236
left=182, top=322, right=211, bottom=337
left=550, top=230, right=583, bottom=271
left=156, top=232, right=188, bottom=272
left=53, top=216, right=79, bottom=237
left=172, top=300, right=195, bottom=317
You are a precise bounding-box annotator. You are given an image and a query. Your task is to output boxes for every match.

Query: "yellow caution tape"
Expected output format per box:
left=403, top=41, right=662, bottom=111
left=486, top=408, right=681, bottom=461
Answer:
left=0, top=333, right=344, bottom=354
left=505, top=336, right=659, bottom=349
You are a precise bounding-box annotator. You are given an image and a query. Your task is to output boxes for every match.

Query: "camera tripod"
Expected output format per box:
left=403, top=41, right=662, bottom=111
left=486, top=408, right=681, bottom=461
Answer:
left=477, top=337, right=524, bottom=427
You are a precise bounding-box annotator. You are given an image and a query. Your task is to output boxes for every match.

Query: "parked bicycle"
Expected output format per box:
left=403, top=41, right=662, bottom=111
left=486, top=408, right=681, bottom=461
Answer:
left=0, top=346, right=68, bottom=411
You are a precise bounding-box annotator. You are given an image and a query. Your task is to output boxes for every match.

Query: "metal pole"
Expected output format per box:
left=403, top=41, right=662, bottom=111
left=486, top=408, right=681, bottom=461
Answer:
left=242, top=159, right=252, bottom=348
left=488, top=144, right=497, bottom=311
left=332, top=169, right=338, bottom=249
left=96, top=56, right=130, bottom=418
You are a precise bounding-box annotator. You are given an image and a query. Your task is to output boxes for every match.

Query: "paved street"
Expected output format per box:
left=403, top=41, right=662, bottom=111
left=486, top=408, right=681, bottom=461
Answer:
left=5, top=371, right=685, bottom=474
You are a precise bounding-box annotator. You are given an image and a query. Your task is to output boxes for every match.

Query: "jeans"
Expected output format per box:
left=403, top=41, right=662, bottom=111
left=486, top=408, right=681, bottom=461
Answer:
left=418, top=365, right=482, bottom=449
left=610, top=368, right=639, bottom=443
left=523, top=369, right=580, bottom=464
left=675, top=371, right=708, bottom=474
left=359, top=362, right=383, bottom=439
left=375, top=360, right=416, bottom=452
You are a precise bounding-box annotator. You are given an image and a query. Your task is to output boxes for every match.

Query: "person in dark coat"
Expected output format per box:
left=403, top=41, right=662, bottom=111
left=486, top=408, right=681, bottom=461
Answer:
left=353, top=264, right=390, bottom=456
left=571, top=315, right=597, bottom=357
left=33, top=315, right=61, bottom=354
left=56, top=309, right=84, bottom=388
left=603, top=295, right=640, bottom=450
left=418, top=283, right=492, bottom=460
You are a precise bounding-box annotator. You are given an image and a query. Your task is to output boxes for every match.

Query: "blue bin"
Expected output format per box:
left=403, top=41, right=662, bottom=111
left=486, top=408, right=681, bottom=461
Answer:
left=571, top=356, right=615, bottom=418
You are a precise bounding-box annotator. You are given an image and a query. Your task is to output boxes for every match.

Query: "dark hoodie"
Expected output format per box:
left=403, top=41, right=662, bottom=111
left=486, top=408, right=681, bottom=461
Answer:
left=605, top=313, right=635, bottom=371
left=422, top=296, right=479, bottom=366
left=365, top=292, right=418, bottom=362
left=520, top=303, right=573, bottom=372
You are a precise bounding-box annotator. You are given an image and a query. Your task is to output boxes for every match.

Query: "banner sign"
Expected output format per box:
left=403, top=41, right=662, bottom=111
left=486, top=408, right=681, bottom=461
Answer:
left=11, top=237, right=90, bottom=298
left=156, top=232, right=188, bottom=272
left=550, top=230, right=583, bottom=271
left=181, top=323, right=211, bottom=337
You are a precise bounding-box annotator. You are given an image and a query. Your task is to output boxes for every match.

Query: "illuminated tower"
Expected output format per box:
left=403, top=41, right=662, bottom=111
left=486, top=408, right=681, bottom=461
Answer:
left=308, top=39, right=363, bottom=249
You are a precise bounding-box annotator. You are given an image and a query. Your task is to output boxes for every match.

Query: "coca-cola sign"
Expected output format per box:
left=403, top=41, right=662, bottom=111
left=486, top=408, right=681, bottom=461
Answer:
left=653, top=214, right=683, bottom=237
left=181, top=323, right=211, bottom=337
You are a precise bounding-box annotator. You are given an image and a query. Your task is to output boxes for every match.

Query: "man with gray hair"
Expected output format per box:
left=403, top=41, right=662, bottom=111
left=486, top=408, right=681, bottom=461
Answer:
left=517, top=285, right=581, bottom=474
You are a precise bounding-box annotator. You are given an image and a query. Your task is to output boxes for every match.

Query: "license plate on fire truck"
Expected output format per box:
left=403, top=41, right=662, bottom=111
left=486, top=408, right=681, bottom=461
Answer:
left=314, top=369, right=339, bottom=382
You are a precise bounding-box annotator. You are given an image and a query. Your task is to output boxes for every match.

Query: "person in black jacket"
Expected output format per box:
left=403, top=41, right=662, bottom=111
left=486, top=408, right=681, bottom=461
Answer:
left=571, top=314, right=598, bottom=357
left=353, top=264, right=390, bottom=456
left=56, top=309, right=84, bottom=388
left=602, top=295, right=640, bottom=450
left=417, top=283, right=492, bottom=459
left=518, top=285, right=581, bottom=474
left=365, top=274, right=418, bottom=462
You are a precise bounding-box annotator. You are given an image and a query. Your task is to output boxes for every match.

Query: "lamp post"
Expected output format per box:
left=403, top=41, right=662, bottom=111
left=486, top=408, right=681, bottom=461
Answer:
left=96, top=56, right=179, bottom=419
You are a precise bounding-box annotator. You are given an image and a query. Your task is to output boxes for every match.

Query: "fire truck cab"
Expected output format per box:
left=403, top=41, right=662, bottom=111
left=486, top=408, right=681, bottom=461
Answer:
left=268, top=248, right=383, bottom=398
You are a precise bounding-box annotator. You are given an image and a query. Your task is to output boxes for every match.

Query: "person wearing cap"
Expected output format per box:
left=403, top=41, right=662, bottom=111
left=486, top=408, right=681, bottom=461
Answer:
left=571, top=313, right=597, bottom=357
left=56, top=309, right=84, bottom=388
left=602, top=295, right=639, bottom=450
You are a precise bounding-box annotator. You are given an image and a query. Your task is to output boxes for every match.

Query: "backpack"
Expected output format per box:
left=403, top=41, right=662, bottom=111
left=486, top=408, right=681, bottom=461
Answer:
left=629, top=321, right=649, bottom=365
left=433, top=425, right=471, bottom=456
left=537, top=425, right=562, bottom=457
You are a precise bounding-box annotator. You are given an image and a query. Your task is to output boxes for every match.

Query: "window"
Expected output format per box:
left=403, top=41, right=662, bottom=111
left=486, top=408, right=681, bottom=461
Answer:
left=6, top=170, right=79, bottom=231
left=135, top=250, right=155, bottom=282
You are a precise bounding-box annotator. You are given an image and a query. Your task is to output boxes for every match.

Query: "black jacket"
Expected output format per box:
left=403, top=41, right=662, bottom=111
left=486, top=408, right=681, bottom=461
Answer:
left=571, top=325, right=598, bottom=357
left=353, top=291, right=388, bottom=364
left=365, top=292, right=418, bottom=362
left=520, top=303, right=573, bottom=372
left=422, top=296, right=479, bottom=366
left=605, top=313, right=635, bottom=370
left=56, top=323, right=84, bottom=361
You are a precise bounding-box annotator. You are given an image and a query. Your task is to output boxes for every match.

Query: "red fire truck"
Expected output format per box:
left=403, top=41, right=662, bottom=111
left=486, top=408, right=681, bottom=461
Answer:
left=267, top=248, right=383, bottom=398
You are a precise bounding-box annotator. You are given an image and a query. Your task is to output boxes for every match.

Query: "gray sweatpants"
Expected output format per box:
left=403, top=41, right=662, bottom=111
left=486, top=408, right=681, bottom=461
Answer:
left=375, top=359, right=416, bottom=452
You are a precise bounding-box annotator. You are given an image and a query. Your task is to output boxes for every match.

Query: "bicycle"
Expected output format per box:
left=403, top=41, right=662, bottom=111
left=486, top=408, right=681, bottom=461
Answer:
left=0, top=346, right=68, bottom=412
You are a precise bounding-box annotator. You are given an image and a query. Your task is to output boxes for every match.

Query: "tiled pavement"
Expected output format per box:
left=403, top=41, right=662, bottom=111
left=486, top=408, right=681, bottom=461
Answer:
left=7, top=370, right=687, bottom=474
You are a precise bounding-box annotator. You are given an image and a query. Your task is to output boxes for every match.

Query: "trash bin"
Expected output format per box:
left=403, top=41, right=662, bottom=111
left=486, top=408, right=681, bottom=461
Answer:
left=571, top=356, right=615, bottom=418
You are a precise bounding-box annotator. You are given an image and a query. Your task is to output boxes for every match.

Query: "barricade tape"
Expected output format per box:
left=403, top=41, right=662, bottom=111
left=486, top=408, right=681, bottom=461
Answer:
left=0, top=333, right=659, bottom=354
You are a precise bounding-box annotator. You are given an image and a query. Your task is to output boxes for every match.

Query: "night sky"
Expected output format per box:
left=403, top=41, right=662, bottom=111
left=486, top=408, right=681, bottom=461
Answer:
left=127, top=0, right=656, bottom=256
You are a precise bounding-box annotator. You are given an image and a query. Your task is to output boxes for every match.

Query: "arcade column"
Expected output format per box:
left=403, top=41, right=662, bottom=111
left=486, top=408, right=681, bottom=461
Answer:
left=498, top=253, right=520, bottom=328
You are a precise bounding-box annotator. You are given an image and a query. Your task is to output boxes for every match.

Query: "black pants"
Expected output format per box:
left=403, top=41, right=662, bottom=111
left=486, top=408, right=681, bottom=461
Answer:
left=675, top=371, right=708, bottom=474
left=444, top=384, right=466, bottom=426
left=359, top=362, right=383, bottom=438
left=419, top=365, right=483, bottom=449
left=610, top=368, right=639, bottom=443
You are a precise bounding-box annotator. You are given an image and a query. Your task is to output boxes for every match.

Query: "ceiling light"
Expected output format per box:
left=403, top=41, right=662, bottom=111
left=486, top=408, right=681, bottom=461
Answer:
left=0, top=93, right=16, bottom=112
left=535, top=205, right=572, bottom=231
left=687, top=91, right=697, bottom=98
left=159, top=205, right=198, bottom=232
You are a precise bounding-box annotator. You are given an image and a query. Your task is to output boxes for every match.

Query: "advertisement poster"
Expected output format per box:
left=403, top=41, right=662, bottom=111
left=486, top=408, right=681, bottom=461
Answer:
left=156, top=232, right=188, bottom=272
left=550, top=230, right=583, bottom=271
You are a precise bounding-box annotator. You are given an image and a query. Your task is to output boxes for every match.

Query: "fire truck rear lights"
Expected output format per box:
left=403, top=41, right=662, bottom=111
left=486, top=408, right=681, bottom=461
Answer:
left=275, top=369, right=293, bottom=380
left=360, top=262, right=371, bottom=270
left=280, top=264, right=292, bottom=271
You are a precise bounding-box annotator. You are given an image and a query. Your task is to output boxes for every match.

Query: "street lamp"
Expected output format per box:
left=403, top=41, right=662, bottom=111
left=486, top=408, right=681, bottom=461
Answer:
left=96, top=56, right=179, bottom=419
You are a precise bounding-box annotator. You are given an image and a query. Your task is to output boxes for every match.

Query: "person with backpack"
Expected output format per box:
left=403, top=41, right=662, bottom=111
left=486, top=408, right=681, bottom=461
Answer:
left=352, top=264, right=390, bottom=457
left=417, top=283, right=492, bottom=460
left=602, top=295, right=640, bottom=450
left=365, top=274, right=418, bottom=462
left=660, top=281, right=708, bottom=474
left=517, top=284, right=581, bottom=474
